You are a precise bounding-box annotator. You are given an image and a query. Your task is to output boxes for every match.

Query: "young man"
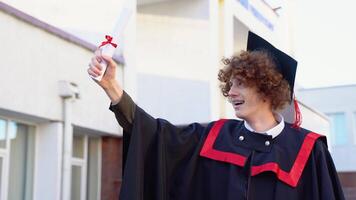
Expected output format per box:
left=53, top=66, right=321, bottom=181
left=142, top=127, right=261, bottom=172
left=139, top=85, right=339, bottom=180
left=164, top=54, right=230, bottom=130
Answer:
left=88, top=32, right=345, bottom=200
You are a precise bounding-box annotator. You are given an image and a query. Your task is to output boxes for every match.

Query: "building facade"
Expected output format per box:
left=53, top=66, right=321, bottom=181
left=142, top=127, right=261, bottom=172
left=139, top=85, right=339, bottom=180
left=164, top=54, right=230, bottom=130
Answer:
left=0, top=2, right=125, bottom=199
left=298, top=85, right=356, bottom=199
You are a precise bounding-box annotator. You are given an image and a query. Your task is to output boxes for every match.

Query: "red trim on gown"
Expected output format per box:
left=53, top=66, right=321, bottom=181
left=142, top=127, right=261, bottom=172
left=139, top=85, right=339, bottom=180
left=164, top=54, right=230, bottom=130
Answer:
left=199, top=119, right=322, bottom=187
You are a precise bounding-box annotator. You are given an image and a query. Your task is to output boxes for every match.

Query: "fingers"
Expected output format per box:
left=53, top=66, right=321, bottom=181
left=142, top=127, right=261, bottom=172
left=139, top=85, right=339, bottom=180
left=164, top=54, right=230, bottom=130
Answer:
left=94, top=48, right=101, bottom=57
left=88, top=50, right=104, bottom=76
left=94, top=49, right=105, bottom=64
left=94, top=48, right=116, bottom=68
left=91, top=57, right=103, bottom=70
left=101, top=55, right=116, bottom=68
left=93, top=48, right=104, bottom=65
left=87, top=63, right=102, bottom=77
left=87, top=68, right=98, bottom=77
left=94, top=48, right=115, bottom=66
left=88, top=49, right=116, bottom=80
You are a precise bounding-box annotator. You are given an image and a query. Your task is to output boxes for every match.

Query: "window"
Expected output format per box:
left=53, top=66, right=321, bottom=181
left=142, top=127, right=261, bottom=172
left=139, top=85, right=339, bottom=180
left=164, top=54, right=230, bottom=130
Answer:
left=70, top=134, right=101, bottom=200
left=0, top=120, right=6, bottom=148
left=327, top=113, right=348, bottom=146
left=71, top=135, right=87, bottom=200
left=0, top=118, right=35, bottom=200
left=71, top=165, right=83, bottom=200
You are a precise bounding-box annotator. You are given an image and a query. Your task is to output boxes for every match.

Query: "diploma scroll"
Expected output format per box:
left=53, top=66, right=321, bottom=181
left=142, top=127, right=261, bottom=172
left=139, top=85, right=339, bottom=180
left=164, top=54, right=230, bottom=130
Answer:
left=91, top=6, right=133, bottom=81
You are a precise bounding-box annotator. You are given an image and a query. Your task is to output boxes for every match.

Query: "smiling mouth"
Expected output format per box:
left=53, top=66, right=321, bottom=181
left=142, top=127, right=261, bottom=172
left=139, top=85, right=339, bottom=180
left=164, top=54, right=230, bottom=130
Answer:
left=232, top=100, right=245, bottom=106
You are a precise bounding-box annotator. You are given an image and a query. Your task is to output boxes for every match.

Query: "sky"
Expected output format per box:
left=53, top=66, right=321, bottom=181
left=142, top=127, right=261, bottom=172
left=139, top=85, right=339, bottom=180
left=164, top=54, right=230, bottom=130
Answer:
left=5, top=0, right=356, bottom=89
left=293, top=0, right=356, bottom=88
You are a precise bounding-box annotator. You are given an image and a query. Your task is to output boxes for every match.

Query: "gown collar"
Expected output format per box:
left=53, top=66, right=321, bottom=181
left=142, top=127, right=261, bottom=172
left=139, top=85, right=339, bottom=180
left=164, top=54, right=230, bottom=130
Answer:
left=244, top=113, right=284, bottom=139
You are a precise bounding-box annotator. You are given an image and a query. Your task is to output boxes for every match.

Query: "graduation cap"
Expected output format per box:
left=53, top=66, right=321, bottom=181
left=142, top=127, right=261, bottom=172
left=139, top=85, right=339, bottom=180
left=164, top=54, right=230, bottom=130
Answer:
left=246, top=31, right=301, bottom=128
left=247, top=31, right=297, bottom=100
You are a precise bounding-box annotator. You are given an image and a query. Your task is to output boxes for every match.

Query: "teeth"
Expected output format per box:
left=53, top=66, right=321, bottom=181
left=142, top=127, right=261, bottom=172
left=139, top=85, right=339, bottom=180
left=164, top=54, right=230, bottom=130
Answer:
left=233, top=100, right=244, bottom=105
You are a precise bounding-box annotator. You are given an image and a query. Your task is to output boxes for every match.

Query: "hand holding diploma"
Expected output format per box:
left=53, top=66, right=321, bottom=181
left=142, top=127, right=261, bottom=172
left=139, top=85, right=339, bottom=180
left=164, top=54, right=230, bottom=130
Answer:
left=88, top=50, right=123, bottom=104
left=87, top=2, right=132, bottom=104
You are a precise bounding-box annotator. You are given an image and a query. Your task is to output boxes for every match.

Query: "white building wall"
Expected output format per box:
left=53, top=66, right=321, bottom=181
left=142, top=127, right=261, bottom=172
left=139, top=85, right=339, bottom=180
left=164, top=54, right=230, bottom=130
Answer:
left=138, top=0, right=209, bottom=19
left=136, top=9, right=214, bottom=124
left=0, top=10, right=121, bottom=135
left=297, top=103, right=331, bottom=142
left=298, top=85, right=356, bottom=171
left=136, top=14, right=210, bottom=81
left=3, top=0, right=125, bottom=34
left=0, top=4, right=131, bottom=199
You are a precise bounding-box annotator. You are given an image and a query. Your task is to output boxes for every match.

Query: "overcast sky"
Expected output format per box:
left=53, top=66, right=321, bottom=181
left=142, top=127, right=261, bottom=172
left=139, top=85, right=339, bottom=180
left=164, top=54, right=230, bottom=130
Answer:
left=294, top=0, right=356, bottom=88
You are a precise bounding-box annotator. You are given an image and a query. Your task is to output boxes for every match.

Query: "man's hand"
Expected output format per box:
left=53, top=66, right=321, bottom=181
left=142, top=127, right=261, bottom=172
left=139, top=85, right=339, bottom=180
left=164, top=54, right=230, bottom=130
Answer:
left=87, top=49, right=123, bottom=104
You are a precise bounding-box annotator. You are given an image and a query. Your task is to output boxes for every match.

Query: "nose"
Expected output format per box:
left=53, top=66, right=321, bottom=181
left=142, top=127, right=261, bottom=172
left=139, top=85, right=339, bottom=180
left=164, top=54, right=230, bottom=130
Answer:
left=228, top=86, right=238, bottom=97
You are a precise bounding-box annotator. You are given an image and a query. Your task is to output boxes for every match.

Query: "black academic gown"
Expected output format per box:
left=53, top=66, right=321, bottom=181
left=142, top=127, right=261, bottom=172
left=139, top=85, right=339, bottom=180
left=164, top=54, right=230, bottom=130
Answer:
left=112, top=105, right=345, bottom=200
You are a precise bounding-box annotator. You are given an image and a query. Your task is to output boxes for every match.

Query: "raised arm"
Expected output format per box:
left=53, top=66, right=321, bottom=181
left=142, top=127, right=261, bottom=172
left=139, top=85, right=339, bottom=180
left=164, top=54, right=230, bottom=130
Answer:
left=87, top=49, right=135, bottom=130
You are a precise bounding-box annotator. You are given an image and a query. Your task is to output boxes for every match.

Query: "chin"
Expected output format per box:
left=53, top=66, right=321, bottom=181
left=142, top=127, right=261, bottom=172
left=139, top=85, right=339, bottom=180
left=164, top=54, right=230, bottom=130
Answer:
left=234, top=111, right=246, bottom=120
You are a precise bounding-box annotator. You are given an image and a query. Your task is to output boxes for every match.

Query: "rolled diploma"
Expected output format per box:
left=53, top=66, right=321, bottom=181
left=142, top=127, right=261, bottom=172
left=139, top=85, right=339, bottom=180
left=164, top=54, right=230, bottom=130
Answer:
left=91, top=6, right=133, bottom=81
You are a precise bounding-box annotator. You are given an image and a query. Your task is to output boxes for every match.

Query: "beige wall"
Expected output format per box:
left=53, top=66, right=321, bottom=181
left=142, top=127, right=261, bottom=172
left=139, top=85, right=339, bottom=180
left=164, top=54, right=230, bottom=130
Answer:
left=137, top=14, right=210, bottom=80
left=135, top=14, right=218, bottom=123
left=0, top=10, right=122, bottom=135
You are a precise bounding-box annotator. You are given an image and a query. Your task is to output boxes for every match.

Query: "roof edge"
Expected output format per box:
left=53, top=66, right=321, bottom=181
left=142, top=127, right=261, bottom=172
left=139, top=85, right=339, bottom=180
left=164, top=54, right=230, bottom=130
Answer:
left=296, top=100, right=329, bottom=121
left=299, top=84, right=356, bottom=91
left=0, top=1, right=124, bottom=64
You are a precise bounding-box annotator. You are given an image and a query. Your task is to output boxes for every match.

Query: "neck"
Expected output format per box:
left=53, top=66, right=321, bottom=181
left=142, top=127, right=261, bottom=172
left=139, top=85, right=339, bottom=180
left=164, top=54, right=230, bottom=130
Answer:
left=245, top=111, right=277, bottom=133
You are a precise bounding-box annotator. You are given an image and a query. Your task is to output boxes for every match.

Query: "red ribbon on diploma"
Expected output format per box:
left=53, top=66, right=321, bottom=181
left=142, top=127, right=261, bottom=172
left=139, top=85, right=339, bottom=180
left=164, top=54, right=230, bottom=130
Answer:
left=99, top=35, right=118, bottom=48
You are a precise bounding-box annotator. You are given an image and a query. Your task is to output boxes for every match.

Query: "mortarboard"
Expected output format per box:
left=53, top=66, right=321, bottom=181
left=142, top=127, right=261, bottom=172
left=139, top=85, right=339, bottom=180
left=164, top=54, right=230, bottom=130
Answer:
left=247, top=31, right=297, bottom=101
left=246, top=31, right=301, bottom=127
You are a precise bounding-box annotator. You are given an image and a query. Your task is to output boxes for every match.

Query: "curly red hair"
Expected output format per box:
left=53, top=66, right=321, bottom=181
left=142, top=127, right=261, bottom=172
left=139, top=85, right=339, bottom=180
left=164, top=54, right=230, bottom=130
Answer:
left=218, top=50, right=291, bottom=111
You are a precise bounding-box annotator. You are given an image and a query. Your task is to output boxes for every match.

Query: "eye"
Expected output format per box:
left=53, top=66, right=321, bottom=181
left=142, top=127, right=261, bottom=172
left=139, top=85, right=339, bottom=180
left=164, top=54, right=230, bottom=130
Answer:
left=235, top=81, right=243, bottom=87
left=229, top=78, right=244, bottom=87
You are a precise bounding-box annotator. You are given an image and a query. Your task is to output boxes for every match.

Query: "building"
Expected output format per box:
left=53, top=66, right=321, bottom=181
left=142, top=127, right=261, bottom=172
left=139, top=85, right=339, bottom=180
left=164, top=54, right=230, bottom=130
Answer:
left=0, top=2, right=125, bottom=199
left=298, top=84, right=356, bottom=199
left=0, top=0, right=332, bottom=199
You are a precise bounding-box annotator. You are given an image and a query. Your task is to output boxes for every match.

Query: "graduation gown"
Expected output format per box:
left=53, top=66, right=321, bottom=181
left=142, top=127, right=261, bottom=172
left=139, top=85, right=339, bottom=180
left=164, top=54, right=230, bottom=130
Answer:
left=109, top=97, right=345, bottom=200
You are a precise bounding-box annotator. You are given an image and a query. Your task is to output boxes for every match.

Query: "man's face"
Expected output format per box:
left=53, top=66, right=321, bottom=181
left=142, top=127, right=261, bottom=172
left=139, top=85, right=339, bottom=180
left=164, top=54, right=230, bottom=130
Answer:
left=228, top=78, right=269, bottom=120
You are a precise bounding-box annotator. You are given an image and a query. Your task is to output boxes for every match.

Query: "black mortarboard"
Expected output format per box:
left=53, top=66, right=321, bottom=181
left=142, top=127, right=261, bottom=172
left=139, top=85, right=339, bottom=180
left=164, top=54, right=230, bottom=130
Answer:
left=247, top=31, right=297, bottom=101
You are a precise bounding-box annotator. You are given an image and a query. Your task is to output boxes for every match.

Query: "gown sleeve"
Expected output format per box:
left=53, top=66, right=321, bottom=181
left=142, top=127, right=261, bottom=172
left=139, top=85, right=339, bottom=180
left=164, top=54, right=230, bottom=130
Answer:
left=109, top=91, right=209, bottom=200
left=314, top=139, right=345, bottom=200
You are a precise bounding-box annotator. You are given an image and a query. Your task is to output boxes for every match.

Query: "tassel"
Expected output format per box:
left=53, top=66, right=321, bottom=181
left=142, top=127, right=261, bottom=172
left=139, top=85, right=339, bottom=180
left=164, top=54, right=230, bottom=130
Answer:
left=292, top=95, right=302, bottom=129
